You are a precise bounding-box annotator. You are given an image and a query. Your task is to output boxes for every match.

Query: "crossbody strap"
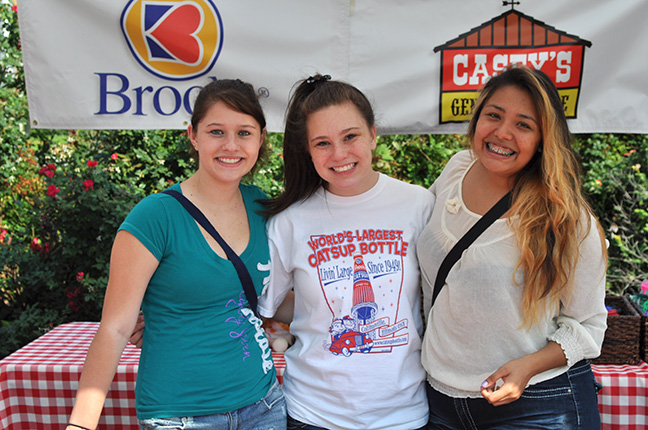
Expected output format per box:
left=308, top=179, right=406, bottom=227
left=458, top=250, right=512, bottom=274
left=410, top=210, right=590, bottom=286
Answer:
left=431, top=191, right=512, bottom=309
left=163, top=189, right=260, bottom=318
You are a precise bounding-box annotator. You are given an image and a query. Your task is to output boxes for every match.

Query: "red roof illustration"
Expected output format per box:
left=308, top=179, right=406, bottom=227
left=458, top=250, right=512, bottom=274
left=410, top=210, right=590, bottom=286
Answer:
left=434, top=9, right=592, bottom=52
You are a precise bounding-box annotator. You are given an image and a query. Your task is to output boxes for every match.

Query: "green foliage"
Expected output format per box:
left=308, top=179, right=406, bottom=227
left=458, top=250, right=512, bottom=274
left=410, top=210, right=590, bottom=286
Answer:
left=0, top=1, right=23, bottom=92
left=374, top=134, right=466, bottom=188
left=250, top=132, right=285, bottom=197
left=576, top=134, right=648, bottom=294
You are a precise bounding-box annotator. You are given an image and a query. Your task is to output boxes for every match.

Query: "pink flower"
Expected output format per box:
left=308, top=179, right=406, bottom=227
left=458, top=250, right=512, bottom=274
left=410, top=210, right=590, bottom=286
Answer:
left=87, top=160, right=98, bottom=168
left=68, top=300, right=79, bottom=312
left=30, top=238, right=42, bottom=253
left=11, top=5, right=17, bottom=13
left=111, top=153, right=119, bottom=160
left=0, top=228, right=7, bottom=243
left=76, top=272, right=85, bottom=281
left=83, top=179, right=94, bottom=191
left=39, top=164, right=57, bottom=177
left=46, top=184, right=60, bottom=197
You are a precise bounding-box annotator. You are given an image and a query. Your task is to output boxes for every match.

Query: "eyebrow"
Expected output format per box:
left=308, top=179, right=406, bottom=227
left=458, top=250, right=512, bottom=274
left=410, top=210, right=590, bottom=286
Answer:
left=206, top=122, right=258, bottom=129
left=309, top=126, right=362, bottom=144
left=486, top=103, right=538, bottom=124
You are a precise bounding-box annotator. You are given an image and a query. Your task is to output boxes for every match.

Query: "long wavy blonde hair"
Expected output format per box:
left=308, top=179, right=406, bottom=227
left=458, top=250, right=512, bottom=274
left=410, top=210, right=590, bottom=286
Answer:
left=467, top=66, right=607, bottom=328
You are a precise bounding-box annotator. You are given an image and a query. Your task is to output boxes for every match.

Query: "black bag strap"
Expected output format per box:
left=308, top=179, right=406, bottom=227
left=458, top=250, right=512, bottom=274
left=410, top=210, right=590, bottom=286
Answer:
left=163, top=189, right=260, bottom=318
left=431, top=191, right=512, bottom=309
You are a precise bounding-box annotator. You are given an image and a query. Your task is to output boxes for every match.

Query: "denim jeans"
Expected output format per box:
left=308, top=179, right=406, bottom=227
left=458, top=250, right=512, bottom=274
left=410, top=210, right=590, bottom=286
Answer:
left=138, top=380, right=286, bottom=430
left=426, top=360, right=601, bottom=430
left=288, top=415, right=428, bottom=430
left=287, top=415, right=328, bottom=430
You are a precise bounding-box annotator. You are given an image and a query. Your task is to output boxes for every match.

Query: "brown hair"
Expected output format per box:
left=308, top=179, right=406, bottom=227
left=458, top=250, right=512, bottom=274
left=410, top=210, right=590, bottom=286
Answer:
left=468, top=66, right=607, bottom=328
left=261, top=74, right=375, bottom=215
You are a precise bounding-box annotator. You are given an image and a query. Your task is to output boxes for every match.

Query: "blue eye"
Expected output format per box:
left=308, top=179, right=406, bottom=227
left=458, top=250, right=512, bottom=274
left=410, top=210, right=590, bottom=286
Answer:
left=210, top=129, right=224, bottom=136
left=239, top=130, right=251, bottom=136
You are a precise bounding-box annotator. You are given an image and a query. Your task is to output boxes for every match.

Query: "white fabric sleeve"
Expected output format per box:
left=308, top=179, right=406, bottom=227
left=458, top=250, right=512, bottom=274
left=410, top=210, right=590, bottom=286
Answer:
left=421, top=181, right=438, bottom=321
left=547, top=215, right=608, bottom=366
left=257, top=215, right=295, bottom=318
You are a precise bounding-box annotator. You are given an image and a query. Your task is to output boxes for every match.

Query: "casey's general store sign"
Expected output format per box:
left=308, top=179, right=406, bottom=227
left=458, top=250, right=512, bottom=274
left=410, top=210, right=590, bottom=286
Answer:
left=435, top=6, right=591, bottom=124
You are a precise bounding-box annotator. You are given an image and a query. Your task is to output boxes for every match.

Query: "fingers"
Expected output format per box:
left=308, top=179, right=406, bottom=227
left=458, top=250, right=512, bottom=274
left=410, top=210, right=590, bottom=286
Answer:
left=480, top=366, right=523, bottom=406
left=128, top=311, right=145, bottom=348
left=129, top=331, right=143, bottom=348
left=481, top=381, right=522, bottom=406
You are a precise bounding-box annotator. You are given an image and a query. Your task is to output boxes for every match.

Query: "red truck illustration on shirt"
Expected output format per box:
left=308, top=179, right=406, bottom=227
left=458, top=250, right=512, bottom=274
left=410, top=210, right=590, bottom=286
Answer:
left=329, top=331, right=373, bottom=357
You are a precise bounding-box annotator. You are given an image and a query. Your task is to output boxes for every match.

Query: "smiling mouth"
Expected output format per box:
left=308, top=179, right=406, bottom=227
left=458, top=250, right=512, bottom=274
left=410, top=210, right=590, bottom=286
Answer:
left=218, top=157, right=243, bottom=164
left=486, top=142, right=515, bottom=156
left=332, top=163, right=356, bottom=173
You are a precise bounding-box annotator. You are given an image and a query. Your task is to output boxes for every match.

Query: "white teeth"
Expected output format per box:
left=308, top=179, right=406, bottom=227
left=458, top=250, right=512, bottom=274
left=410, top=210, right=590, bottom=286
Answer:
left=486, top=142, right=514, bottom=156
left=219, top=157, right=242, bottom=164
left=332, top=163, right=355, bottom=173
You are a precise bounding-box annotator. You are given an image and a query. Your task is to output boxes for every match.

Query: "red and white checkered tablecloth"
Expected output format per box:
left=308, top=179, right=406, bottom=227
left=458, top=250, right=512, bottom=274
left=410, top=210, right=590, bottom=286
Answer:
left=0, top=322, right=287, bottom=430
left=592, top=361, right=648, bottom=430
left=0, top=322, right=140, bottom=430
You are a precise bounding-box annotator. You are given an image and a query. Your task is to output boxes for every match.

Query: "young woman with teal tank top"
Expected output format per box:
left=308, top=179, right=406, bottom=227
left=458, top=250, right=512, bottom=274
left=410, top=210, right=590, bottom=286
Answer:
left=66, top=79, right=286, bottom=430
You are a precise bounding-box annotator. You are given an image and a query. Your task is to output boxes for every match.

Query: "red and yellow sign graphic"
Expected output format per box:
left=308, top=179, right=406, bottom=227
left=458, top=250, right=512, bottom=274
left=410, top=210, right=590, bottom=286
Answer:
left=434, top=7, right=591, bottom=123
left=121, top=0, right=223, bottom=81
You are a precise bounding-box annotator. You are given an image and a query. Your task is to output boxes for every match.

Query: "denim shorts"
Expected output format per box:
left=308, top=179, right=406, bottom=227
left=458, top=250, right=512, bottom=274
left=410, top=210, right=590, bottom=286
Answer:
left=426, top=360, right=601, bottom=430
left=138, top=379, right=286, bottom=430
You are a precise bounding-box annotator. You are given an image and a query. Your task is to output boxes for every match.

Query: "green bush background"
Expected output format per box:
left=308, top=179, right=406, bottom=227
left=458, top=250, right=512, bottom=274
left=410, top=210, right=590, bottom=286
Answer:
left=2, top=4, right=647, bottom=358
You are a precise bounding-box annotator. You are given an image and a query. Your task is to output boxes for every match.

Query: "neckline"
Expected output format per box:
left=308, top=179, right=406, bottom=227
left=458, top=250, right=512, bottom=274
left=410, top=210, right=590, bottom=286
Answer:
left=174, top=182, right=255, bottom=261
left=317, top=173, right=387, bottom=205
left=458, top=156, right=514, bottom=221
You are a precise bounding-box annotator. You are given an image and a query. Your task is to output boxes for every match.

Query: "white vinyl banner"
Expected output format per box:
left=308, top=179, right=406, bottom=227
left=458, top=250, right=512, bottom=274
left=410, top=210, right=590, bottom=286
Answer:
left=17, top=0, right=648, bottom=134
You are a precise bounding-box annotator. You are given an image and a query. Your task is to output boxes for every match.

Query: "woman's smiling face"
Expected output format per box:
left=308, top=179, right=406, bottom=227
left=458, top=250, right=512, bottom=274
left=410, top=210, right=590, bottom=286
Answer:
left=306, top=101, right=378, bottom=196
left=188, top=101, right=264, bottom=185
left=472, top=85, right=542, bottom=183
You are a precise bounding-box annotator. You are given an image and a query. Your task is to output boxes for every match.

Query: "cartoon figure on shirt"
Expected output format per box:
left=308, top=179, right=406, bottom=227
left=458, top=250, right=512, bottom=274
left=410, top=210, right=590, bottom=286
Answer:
left=322, top=252, right=410, bottom=357
left=329, top=315, right=373, bottom=357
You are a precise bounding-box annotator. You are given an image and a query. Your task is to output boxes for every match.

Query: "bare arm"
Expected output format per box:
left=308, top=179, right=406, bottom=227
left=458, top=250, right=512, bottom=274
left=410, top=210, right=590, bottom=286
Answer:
left=66, top=231, right=158, bottom=430
left=269, top=290, right=295, bottom=324
left=480, top=340, right=567, bottom=406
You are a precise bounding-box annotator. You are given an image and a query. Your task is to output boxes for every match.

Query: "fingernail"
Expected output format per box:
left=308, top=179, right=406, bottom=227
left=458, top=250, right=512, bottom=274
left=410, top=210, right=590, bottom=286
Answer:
left=481, top=380, right=489, bottom=388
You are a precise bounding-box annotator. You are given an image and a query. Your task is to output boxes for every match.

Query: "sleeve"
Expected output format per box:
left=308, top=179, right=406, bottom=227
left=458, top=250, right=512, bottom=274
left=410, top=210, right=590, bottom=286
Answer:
left=257, top=214, right=295, bottom=318
left=118, top=194, right=170, bottom=261
left=420, top=187, right=436, bottom=227
left=547, top=214, right=608, bottom=366
left=417, top=190, right=436, bottom=324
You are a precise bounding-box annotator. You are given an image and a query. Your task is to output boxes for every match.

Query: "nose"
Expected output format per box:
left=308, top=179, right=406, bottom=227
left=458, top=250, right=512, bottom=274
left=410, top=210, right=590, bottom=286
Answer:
left=331, top=142, right=348, bottom=160
left=222, top=134, right=239, bottom=150
left=493, top=120, right=515, bottom=141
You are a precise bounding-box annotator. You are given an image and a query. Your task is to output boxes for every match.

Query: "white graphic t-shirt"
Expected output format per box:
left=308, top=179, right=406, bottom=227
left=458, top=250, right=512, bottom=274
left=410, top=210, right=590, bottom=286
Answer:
left=259, top=173, right=434, bottom=430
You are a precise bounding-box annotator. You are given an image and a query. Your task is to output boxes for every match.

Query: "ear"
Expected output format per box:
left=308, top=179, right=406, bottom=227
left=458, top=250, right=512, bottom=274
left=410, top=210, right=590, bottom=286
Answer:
left=187, top=125, right=198, bottom=150
left=260, top=128, right=267, bottom=145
